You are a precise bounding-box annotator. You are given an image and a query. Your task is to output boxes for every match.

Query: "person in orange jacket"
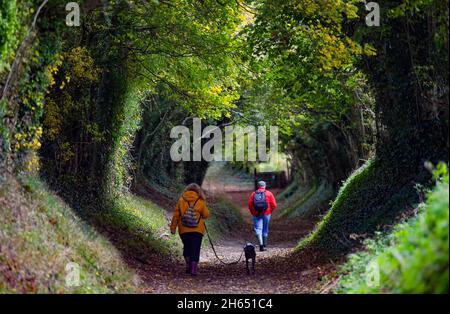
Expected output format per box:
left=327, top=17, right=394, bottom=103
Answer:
left=170, top=183, right=209, bottom=276
left=248, top=181, right=277, bottom=251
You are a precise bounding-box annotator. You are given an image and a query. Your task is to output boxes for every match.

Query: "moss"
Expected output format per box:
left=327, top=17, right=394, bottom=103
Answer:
left=298, top=156, right=379, bottom=253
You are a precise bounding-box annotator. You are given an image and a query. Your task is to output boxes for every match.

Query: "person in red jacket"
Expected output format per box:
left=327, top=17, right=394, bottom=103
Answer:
left=248, top=181, right=277, bottom=251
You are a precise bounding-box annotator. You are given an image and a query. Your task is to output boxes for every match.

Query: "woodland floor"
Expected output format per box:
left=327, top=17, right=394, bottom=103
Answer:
left=120, top=171, right=341, bottom=294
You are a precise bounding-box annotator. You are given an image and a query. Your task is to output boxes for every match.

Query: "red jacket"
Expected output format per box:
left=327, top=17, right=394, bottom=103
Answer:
left=248, top=188, right=277, bottom=216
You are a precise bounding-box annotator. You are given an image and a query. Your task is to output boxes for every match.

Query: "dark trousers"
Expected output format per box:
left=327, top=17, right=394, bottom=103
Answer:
left=180, top=232, right=203, bottom=262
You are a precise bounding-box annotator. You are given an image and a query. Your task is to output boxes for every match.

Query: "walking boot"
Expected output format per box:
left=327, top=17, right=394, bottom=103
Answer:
left=257, top=234, right=265, bottom=251
left=257, top=234, right=263, bottom=246
left=263, top=236, right=268, bottom=248
left=184, top=257, right=191, bottom=274
left=190, top=261, right=198, bottom=276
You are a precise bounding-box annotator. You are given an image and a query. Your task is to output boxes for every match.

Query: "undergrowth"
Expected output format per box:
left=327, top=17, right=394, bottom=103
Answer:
left=297, top=156, right=422, bottom=255
left=0, top=175, right=142, bottom=293
left=205, top=195, right=245, bottom=242
left=101, top=194, right=182, bottom=257
left=335, top=164, right=449, bottom=293
left=280, top=181, right=334, bottom=218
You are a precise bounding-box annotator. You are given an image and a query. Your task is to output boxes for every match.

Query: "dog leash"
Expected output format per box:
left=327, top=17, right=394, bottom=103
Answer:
left=204, top=223, right=245, bottom=265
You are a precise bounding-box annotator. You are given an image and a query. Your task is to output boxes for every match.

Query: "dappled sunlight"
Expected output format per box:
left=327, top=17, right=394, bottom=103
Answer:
left=0, top=0, right=447, bottom=296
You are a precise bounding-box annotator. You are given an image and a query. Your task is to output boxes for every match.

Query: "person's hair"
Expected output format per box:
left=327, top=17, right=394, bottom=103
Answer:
left=184, top=183, right=206, bottom=200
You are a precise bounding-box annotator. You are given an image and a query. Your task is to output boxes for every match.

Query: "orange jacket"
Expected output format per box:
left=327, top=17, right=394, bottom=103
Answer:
left=248, top=188, right=277, bottom=216
left=170, top=191, right=209, bottom=235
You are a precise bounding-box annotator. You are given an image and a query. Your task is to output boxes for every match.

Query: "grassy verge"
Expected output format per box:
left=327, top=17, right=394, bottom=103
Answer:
left=298, top=153, right=440, bottom=256
left=276, top=178, right=301, bottom=201
left=100, top=194, right=182, bottom=257
left=205, top=196, right=246, bottom=242
left=283, top=186, right=316, bottom=217
left=297, top=157, right=377, bottom=253
left=334, top=165, right=449, bottom=293
left=0, top=175, right=142, bottom=293
left=278, top=179, right=334, bottom=219
left=278, top=183, right=316, bottom=217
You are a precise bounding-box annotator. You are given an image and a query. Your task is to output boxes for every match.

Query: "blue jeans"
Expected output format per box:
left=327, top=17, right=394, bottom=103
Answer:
left=253, top=214, right=271, bottom=244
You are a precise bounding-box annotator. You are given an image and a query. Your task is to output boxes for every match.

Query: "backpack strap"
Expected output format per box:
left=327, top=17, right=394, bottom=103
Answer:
left=180, top=197, right=190, bottom=216
left=255, top=190, right=266, bottom=196
left=193, top=197, right=200, bottom=207
left=193, top=198, right=201, bottom=224
left=182, top=197, right=200, bottom=208
left=181, top=197, right=202, bottom=223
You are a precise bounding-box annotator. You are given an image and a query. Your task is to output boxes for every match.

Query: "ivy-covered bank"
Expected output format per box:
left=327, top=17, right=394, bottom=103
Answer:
left=290, top=0, right=449, bottom=255
left=1, top=0, right=246, bottom=292
left=335, top=164, right=449, bottom=294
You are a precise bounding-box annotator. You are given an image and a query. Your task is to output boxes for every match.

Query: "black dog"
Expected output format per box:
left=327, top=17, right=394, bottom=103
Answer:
left=244, top=243, right=256, bottom=275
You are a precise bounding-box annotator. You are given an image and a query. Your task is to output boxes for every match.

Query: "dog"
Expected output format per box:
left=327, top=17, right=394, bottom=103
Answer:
left=244, top=242, right=256, bottom=275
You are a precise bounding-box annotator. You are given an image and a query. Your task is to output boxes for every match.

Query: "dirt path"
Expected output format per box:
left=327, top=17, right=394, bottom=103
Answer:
left=126, top=181, right=335, bottom=294
left=121, top=163, right=336, bottom=293
left=199, top=190, right=314, bottom=263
